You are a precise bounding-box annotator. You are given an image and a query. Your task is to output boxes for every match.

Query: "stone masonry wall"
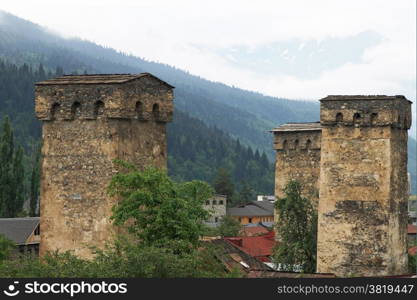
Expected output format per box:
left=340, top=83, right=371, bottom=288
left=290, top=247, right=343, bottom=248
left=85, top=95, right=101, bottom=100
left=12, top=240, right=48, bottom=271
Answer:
left=203, top=194, right=227, bottom=224
left=273, top=130, right=321, bottom=206
left=35, top=75, right=173, bottom=258
left=317, top=96, right=411, bottom=277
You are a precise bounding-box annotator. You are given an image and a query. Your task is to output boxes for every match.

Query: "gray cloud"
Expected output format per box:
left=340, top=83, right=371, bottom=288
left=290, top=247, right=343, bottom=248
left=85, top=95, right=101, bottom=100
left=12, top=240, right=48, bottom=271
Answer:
left=211, top=31, right=382, bottom=79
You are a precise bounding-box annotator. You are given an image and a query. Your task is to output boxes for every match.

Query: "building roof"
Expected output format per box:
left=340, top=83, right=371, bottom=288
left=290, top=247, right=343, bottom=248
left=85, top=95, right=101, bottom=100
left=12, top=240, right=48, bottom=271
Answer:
left=0, top=217, right=40, bottom=245
left=227, top=201, right=274, bottom=217
left=408, top=224, right=416, bottom=234
left=244, top=221, right=274, bottom=228
left=240, top=226, right=270, bottom=237
left=247, top=271, right=337, bottom=278
left=35, top=73, right=174, bottom=88
left=409, top=246, right=417, bottom=256
left=320, top=95, right=412, bottom=103
left=214, top=194, right=227, bottom=198
left=252, top=200, right=274, bottom=212
left=225, top=231, right=276, bottom=261
left=207, top=239, right=273, bottom=273
left=271, top=122, right=321, bottom=132
left=259, top=221, right=274, bottom=228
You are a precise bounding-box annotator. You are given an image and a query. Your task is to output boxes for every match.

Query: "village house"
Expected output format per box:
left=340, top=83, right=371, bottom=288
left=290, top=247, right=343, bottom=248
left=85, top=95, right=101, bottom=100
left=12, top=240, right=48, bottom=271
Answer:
left=0, top=217, right=40, bottom=256
left=203, top=194, right=227, bottom=226
left=227, top=201, right=274, bottom=225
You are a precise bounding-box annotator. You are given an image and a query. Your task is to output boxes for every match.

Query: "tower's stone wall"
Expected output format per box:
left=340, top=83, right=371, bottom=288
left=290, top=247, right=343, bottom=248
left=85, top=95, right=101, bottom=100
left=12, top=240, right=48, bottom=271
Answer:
left=272, top=123, right=321, bottom=206
left=35, top=74, right=173, bottom=258
left=317, top=95, right=411, bottom=277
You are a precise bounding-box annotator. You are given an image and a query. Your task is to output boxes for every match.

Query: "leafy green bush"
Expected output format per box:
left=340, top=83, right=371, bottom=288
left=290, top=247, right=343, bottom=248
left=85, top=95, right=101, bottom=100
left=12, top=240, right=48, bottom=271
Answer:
left=0, top=234, right=15, bottom=261
left=408, top=253, right=416, bottom=275
left=218, top=216, right=241, bottom=237
left=0, top=165, right=236, bottom=278
left=0, top=239, right=230, bottom=278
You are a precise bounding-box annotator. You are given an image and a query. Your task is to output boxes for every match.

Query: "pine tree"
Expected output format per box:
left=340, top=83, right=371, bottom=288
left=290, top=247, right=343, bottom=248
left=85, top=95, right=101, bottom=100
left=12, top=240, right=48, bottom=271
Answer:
left=213, top=168, right=234, bottom=201
left=30, top=143, right=41, bottom=216
left=37, top=63, right=46, bottom=79
left=261, top=152, right=270, bottom=170
left=0, top=116, right=25, bottom=217
left=254, top=149, right=261, bottom=161
left=0, top=116, right=14, bottom=217
left=239, top=181, right=254, bottom=205
left=55, top=66, right=64, bottom=76
left=11, top=146, right=24, bottom=217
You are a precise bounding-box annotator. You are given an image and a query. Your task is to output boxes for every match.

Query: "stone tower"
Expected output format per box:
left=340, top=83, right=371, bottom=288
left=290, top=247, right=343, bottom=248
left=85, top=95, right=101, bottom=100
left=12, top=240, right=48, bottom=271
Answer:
left=317, top=95, right=411, bottom=277
left=272, top=122, right=321, bottom=206
left=35, top=73, right=174, bottom=258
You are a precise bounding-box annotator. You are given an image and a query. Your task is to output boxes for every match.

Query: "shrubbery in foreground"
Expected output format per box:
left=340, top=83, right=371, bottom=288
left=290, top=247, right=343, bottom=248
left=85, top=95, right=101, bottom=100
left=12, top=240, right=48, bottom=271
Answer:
left=0, top=165, right=239, bottom=278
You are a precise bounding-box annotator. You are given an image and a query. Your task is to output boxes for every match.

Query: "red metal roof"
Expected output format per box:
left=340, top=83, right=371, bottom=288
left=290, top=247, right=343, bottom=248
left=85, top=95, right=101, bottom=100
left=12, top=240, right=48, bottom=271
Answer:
left=225, top=231, right=276, bottom=261
left=409, top=246, right=417, bottom=256
left=408, top=224, right=416, bottom=234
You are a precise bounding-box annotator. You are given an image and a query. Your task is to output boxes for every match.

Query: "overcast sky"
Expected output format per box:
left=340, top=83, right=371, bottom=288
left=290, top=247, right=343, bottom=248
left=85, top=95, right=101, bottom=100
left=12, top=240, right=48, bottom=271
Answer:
left=1, top=0, right=416, bottom=103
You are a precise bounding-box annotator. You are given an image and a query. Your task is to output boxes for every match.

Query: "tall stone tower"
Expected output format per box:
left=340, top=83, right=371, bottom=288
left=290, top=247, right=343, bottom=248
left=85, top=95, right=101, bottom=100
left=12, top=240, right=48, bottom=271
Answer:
left=317, top=95, right=411, bottom=277
left=35, top=74, right=174, bottom=258
left=272, top=122, right=322, bottom=206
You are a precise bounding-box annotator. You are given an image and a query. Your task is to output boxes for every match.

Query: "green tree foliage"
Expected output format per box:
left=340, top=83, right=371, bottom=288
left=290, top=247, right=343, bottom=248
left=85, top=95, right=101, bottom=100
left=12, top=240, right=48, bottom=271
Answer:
left=29, top=143, right=41, bottom=216
left=0, top=116, right=25, bottom=217
left=409, top=239, right=417, bottom=274
left=238, top=181, right=254, bottom=205
left=0, top=234, right=15, bottom=262
left=108, top=161, right=213, bottom=250
left=0, top=165, right=236, bottom=278
left=409, top=253, right=416, bottom=275
left=0, top=61, right=50, bottom=145
left=272, top=180, right=317, bottom=273
left=168, top=111, right=274, bottom=196
left=11, top=146, right=25, bottom=216
left=213, top=168, right=235, bottom=201
left=0, top=242, right=230, bottom=278
left=217, top=216, right=241, bottom=237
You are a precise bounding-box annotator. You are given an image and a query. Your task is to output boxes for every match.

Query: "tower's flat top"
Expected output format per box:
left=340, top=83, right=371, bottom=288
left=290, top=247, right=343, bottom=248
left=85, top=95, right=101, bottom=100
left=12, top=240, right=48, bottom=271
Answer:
left=320, top=95, right=411, bottom=103
left=36, top=73, right=173, bottom=87
left=271, top=122, right=321, bottom=132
